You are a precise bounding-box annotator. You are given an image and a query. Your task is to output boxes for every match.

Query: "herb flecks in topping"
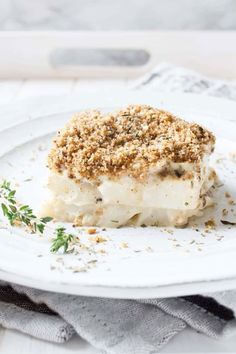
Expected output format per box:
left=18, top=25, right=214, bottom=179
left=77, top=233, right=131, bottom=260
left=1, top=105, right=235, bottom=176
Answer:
left=48, top=105, right=215, bottom=181
left=220, top=220, right=236, bottom=226
left=0, top=181, right=52, bottom=233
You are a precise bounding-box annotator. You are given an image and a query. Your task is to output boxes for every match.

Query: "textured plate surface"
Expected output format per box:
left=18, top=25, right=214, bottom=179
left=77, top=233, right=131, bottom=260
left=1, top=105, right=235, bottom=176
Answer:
left=0, top=93, right=236, bottom=299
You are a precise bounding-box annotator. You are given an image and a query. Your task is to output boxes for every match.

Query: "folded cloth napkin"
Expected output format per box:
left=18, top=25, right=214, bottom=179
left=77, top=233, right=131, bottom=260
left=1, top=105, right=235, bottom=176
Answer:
left=0, top=281, right=236, bottom=353
left=1, top=64, right=236, bottom=353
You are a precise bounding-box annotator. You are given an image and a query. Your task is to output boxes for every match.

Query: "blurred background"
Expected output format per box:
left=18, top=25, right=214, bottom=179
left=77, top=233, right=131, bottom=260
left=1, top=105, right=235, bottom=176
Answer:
left=0, top=0, right=235, bottom=103
left=0, top=0, right=235, bottom=31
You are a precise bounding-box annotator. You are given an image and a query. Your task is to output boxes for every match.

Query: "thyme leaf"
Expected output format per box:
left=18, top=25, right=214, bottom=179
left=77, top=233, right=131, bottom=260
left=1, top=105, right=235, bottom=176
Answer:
left=0, top=180, right=52, bottom=232
left=51, top=227, right=76, bottom=253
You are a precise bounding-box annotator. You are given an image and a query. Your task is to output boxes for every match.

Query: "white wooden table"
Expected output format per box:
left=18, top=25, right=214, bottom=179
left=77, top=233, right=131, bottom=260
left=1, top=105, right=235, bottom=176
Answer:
left=0, top=78, right=236, bottom=353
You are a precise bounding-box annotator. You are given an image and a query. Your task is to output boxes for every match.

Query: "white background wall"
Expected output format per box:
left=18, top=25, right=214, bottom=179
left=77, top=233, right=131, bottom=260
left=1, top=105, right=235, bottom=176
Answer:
left=0, top=0, right=235, bottom=30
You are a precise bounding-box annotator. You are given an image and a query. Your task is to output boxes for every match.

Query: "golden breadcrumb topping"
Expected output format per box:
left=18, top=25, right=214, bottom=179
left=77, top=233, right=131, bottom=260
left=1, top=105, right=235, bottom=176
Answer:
left=48, top=105, right=215, bottom=180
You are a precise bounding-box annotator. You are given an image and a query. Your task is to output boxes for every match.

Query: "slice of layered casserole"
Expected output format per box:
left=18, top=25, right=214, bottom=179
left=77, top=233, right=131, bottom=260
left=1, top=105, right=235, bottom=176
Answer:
left=44, top=105, right=216, bottom=227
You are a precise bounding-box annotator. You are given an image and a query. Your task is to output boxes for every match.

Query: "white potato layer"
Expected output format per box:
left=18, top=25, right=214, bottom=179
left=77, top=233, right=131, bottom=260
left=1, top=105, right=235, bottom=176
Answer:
left=42, top=157, right=215, bottom=227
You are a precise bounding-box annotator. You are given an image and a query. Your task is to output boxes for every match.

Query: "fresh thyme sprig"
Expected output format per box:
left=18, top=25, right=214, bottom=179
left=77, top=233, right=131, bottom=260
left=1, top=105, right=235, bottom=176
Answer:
left=0, top=180, right=52, bottom=234
left=0, top=180, right=77, bottom=254
left=51, top=227, right=76, bottom=253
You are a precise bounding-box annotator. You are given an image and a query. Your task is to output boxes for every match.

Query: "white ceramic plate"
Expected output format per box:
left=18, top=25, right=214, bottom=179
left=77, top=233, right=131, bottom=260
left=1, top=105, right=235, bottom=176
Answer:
left=0, top=92, right=236, bottom=299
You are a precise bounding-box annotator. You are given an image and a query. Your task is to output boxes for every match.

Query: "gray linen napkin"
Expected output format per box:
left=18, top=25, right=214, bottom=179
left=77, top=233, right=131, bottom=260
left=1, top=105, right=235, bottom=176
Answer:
left=1, top=64, right=236, bottom=353
left=0, top=281, right=236, bottom=353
